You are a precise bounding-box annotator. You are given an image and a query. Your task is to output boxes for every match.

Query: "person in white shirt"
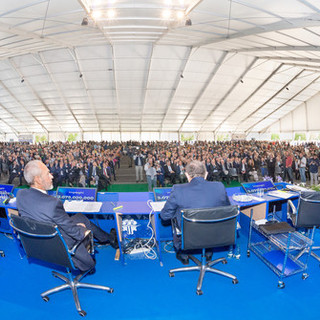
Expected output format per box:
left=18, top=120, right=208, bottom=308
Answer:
left=299, top=152, right=307, bottom=184
left=144, top=158, right=157, bottom=191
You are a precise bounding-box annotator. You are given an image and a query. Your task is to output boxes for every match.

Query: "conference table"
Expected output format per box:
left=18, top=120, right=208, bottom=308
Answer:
left=0, top=192, right=165, bottom=266
left=0, top=183, right=302, bottom=266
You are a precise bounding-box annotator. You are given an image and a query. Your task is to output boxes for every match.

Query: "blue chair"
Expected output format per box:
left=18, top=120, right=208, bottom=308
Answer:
left=169, top=205, right=239, bottom=295
left=9, top=214, right=113, bottom=317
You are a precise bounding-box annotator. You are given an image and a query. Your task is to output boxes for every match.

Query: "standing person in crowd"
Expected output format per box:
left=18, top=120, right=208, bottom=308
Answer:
left=267, top=152, right=275, bottom=180
left=144, top=158, right=157, bottom=192
left=240, top=158, right=248, bottom=182
left=283, top=151, right=294, bottom=183
left=274, top=154, right=283, bottom=181
left=260, top=156, right=268, bottom=177
left=133, top=150, right=145, bottom=183
left=298, top=152, right=307, bottom=185
left=308, top=154, right=319, bottom=186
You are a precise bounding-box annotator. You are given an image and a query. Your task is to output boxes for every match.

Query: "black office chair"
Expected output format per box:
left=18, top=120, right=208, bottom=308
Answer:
left=287, top=191, right=320, bottom=262
left=169, top=205, right=239, bottom=295
left=9, top=214, right=113, bottom=317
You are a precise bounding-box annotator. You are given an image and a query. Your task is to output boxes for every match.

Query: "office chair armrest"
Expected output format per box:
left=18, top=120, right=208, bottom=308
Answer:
left=287, top=200, right=297, bottom=215
left=69, top=230, right=94, bottom=255
left=9, top=219, right=58, bottom=238
left=287, top=200, right=297, bottom=222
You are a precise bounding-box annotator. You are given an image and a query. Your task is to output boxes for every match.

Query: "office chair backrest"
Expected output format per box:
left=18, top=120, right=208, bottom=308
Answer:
left=181, top=205, right=239, bottom=251
left=10, top=215, right=74, bottom=270
left=296, top=191, right=320, bottom=228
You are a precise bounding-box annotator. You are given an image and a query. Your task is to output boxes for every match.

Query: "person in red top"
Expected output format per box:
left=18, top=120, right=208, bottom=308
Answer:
left=283, top=151, right=294, bottom=183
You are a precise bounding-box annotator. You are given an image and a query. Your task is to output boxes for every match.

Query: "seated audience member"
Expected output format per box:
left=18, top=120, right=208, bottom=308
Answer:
left=160, top=160, right=230, bottom=265
left=16, top=160, right=118, bottom=272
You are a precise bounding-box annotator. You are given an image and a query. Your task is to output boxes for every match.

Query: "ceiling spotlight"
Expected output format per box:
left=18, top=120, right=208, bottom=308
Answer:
left=81, top=17, right=88, bottom=26
left=162, top=9, right=172, bottom=20
left=21, top=78, right=24, bottom=83
left=176, top=11, right=185, bottom=20
left=185, top=18, right=192, bottom=26
left=79, top=73, right=83, bottom=78
left=107, top=9, right=116, bottom=19
left=240, top=79, right=244, bottom=83
left=92, top=10, right=102, bottom=19
left=180, top=74, right=184, bottom=79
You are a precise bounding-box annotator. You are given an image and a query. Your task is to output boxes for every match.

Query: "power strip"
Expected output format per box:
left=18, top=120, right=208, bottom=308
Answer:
left=129, top=247, right=150, bottom=254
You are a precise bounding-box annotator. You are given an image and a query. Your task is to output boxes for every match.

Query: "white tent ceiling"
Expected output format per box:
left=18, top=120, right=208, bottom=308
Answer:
left=1, top=0, right=320, bottom=137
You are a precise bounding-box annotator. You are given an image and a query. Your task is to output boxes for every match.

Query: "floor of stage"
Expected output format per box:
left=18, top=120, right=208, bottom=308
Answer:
left=0, top=230, right=319, bottom=320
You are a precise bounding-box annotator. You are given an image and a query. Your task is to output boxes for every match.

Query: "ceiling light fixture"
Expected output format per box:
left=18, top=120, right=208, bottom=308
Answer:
left=107, top=9, right=116, bottom=19
left=162, top=9, right=172, bottom=20
left=176, top=11, right=185, bottom=20
left=92, top=10, right=102, bottom=19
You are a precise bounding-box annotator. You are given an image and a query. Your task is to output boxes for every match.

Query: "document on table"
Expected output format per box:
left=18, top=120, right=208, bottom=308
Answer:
left=267, top=190, right=296, bottom=199
left=149, top=201, right=166, bottom=212
left=64, top=200, right=102, bottom=213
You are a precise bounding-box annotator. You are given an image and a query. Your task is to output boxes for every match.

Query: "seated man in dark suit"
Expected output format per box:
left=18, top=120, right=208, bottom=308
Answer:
left=16, top=160, right=118, bottom=272
left=160, top=160, right=230, bottom=265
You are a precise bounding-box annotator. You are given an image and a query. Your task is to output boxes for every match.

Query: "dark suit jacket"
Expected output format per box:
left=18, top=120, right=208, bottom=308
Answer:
left=16, top=188, right=91, bottom=271
left=160, top=177, right=230, bottom=250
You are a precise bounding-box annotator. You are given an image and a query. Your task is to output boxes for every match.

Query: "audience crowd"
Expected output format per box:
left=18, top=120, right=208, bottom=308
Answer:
left=1, top=140, right=320, bottom=191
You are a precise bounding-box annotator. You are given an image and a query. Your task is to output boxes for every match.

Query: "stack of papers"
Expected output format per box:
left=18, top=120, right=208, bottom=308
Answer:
left=285, top=184, right=311, bottom=192
left=64, top=200, right=102, bottom=213
left=267, top=190, right=296, bottom=199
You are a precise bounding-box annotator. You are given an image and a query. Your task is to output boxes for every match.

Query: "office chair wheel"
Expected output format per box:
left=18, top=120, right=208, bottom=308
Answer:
left=109, top=288, right=114, bottom=293
left=0, top=252, right=5, bottom=257
left=277, top=281, right=285, bottom=289
left=302, top=273, right=309, bottom=280
left=222, top=259, right=227, bottom=264
left=232, top=278, right=238, bottom=285
left=79, top=310, right=87, bottom=317
left=42, top=296, right=49, bottom=302
left=196, top=290, right=203, bottom=296
left=169, top=272, right=175, bottom=277
left=247, top=251, right=250, bottom=257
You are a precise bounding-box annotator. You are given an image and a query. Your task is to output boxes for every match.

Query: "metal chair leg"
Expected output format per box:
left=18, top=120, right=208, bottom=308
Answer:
left=169, top=253, right=238, bottom=294
left=41, top=269, right=113, bottom=315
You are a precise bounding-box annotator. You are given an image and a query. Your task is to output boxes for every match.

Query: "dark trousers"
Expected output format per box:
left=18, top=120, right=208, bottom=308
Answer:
left=69, top=214, right=110, bottom=271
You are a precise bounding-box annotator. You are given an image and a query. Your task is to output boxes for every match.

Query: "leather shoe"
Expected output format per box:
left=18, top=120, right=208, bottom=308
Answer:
left=176, top=252, right=189, bottom=265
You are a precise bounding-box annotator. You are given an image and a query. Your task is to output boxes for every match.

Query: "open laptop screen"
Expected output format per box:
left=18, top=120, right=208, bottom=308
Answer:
left=56, top=187, right=97, bottom=202
left=153, top=187, right=172, bottom=202
left=241, top=180, right=277, bottom=194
